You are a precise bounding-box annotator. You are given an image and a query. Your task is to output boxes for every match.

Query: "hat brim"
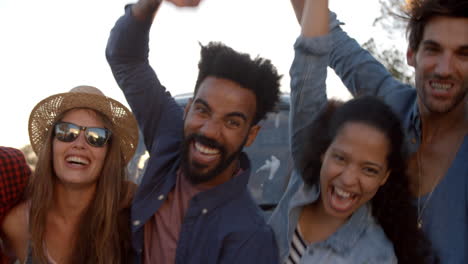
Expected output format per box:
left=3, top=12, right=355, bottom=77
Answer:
left=28, top=92, right=139, bottom=165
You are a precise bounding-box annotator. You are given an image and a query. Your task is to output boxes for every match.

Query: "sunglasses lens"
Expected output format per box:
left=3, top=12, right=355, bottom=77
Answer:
left=85, top=128, right=110, bottom=147
left=54, top=122, right=110, bottom=147
left=55, top=122, right=79, bottom=142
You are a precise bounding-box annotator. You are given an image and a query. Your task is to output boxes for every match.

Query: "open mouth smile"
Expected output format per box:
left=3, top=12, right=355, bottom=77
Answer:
left=428, top=80, right=456, bottom=99
left=430, top=81, right=452, bottom=91
left=194, top=141, right=220, bottom=155
left=191, top=141, right=221, bottom=165
left=329, top=186, right=358, bottom=212
left=65, top=155, right=90, bottom=167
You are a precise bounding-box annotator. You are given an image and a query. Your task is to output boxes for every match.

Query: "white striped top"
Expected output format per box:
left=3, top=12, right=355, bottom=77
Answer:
left=285, top=227, right=308, bottom=264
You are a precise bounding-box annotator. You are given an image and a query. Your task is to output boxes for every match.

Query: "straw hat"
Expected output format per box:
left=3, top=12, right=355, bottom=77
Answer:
left=28, top=85, right=139, bottom=165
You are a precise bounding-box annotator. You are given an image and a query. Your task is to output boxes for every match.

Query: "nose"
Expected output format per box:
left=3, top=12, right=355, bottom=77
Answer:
left=434, top=52, right=454, bottom=78
left=71, top=131, right=87, bottom=149
left=340, top=165, right=359, bottom=187
left=199, top=119, right=222, bottom=142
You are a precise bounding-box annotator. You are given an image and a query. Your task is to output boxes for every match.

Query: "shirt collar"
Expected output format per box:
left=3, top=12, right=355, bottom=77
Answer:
left=185, top=152, right=251, bottom=215
left=409, top=100, right=422, bottom=139
left=290, top=182, right=374, bottom=255
left=319, top=204, right=371, bottom=254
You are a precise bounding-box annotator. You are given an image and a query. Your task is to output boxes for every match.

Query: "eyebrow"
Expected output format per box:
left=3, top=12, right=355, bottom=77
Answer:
left=422, top=40, right=468, bottom=51
left=194, top=98, right=212, bottom=112
left=331, top=147, right=384, bottom=170
left=194, top=98, right=248, bottom=122
left=363, top=161, right=384, bottom=170
left=421, top=40, right=440, bottom=47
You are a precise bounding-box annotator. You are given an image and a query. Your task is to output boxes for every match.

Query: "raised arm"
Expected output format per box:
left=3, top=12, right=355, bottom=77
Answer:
left=289, top=0, right=330, bottom=170
left=291, top=1, right=410, bottom=100
left=327, top=13, right=410, bottom=99
left=290, top=0, right=304, bottom=24
left=106, top=0, right=185, bottom=152
left=301, top=0, right=328, bottom=37
left=106, top=0, right=203, bottom=152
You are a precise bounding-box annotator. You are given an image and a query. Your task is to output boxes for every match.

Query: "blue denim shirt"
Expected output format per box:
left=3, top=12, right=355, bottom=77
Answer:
left=269, top=173, right=397, bottom=264
left=327, top=12, right=468, bottom=264
left=106, top=6, right=278, bottom=264
left=268, top=33, right=397, bottom=264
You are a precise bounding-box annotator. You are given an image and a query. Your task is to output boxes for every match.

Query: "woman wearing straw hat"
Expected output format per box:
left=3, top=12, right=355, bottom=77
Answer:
left=1, top=86, right=139, bottom=264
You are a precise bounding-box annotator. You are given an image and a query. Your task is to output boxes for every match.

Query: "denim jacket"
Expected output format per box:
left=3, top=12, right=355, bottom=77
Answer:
left=106, top=6, right=278, bottom=264
left=327, top=12, right=468, bottom=264
left=269, top=173, right=397, bottom=264
left=268, top=33, right=397, bottom=264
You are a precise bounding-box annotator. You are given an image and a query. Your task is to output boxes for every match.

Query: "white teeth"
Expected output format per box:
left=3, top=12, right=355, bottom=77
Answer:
left=194, top=142, right=219, bottom=155
left=431, top=82, right=452, bottom=90
left=334, top=187, right=351, bottom=199
left=66, top=156, right=89, bottom=165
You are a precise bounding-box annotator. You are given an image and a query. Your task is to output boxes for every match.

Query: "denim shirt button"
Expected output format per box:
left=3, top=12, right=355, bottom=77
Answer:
left=133, top=220, right=141, bottom=226
left=158, top=194, right=165, bottom=200
left=411, top=137, right=416, bottom=144
left=202, top=208, right=208, bottom=214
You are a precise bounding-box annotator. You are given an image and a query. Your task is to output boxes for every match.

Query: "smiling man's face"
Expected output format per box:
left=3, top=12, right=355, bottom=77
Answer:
left=181, top=76, right=260, bottom=185
left=407, top=16, right=468, bottom=115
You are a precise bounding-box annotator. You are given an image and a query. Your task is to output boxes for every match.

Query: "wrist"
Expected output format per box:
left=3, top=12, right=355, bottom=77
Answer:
left=132, top=0, right=162, bottom=22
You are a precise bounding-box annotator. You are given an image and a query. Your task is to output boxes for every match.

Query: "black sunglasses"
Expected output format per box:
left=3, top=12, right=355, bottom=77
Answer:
left=54, top=121, right=112, bottom=148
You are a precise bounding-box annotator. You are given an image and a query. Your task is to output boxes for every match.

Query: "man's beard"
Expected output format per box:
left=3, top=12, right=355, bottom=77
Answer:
left=180, top=133, right=245, bottom=185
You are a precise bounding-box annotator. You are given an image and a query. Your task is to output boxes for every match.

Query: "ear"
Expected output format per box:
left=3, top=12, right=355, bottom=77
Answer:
left=184, top=98, right=193, bottom=119
left=406, top=46, right=416, bottom=67
left=380, top=170, right=391, bottom=186
left=244, top=125, right=261, bottom=147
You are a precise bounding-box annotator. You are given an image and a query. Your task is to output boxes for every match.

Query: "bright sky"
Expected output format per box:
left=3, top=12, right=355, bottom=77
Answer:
left=0, top=0, right=397, bottom=149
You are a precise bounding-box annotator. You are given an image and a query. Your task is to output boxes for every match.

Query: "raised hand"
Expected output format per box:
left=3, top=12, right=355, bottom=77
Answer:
left=133, top=0, right=203, bottom=22
left=165, top=0, right=203, bottom=7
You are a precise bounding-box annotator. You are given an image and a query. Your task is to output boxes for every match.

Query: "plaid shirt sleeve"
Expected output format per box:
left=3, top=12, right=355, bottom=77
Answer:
left=0, top=147, right=31, bottom=223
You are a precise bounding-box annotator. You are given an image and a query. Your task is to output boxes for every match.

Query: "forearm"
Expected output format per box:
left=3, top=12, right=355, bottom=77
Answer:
left=132, top=0, right=162, bottom=22
left=289, top=36, right=329, bottom=169
left=327, top=12, right=403, bottom=98
left=301, top=0, right=328, bottom=37
left=290, top=0, right=330, bottom=167
left=290, top=0, right=304, bottom=24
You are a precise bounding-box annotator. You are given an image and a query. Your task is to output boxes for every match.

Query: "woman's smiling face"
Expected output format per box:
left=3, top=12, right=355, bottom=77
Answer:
left=318, top=121, right=391, bottom=220
left=53, top=109, right=108, bottom=189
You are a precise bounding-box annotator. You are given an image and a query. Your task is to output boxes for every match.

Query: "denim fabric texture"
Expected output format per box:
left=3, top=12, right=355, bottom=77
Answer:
left=327, top=12, right=468, bottom=264
left=269, top=173, right=397, bottom=264
left=268, top=32, right=397, bottom=264
left=106, top=5, right=278, bottom=264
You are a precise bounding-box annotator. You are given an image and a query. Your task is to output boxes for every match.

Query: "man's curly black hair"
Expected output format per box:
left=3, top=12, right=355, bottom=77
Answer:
left=299, top=96, right=438, bottom=264
left=194, top=42, right=282, bottom=125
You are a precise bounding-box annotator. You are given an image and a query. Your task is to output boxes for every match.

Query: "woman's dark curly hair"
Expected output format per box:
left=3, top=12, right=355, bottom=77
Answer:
left=194, top=42, right=282, bottom=125
left=299, top=96, right=437, bottom=264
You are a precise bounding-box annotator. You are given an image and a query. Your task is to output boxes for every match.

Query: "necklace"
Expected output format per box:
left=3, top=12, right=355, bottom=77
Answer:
left=416, top=130, right=467, bottom=229
left=416, top=150, right=440, bottom=229
left=416, top=116, right=468, bottom=229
